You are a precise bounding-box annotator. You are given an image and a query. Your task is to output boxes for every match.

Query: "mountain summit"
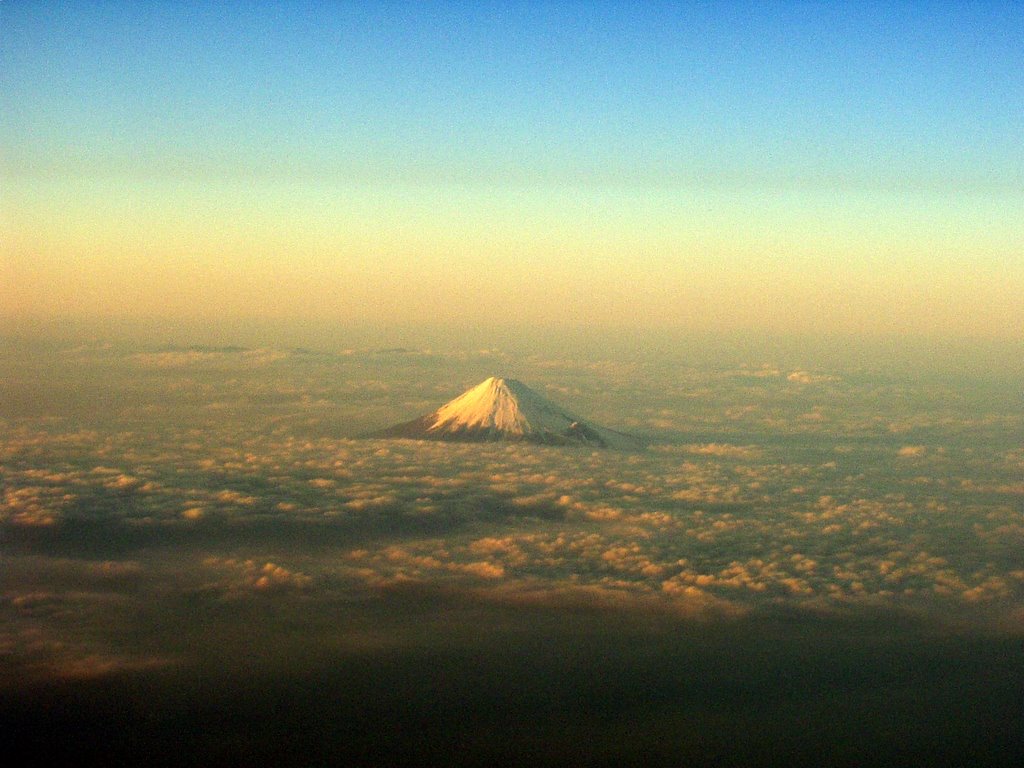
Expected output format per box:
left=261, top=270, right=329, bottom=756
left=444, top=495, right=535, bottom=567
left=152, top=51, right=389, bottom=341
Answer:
left=374, top=376, right=640, bottom=449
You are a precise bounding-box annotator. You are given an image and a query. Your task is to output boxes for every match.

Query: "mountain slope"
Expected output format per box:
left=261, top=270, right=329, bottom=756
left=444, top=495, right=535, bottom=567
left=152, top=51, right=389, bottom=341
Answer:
left=373, top=377, right=640, bottom=449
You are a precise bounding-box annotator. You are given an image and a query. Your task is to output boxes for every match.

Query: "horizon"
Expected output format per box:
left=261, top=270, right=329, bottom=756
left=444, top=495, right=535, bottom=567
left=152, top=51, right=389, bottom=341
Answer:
left=4, top=316, right=1022, bottom=384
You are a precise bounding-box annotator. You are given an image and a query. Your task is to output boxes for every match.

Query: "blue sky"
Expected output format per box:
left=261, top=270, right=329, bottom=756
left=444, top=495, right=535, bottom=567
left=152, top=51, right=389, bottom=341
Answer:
left=2, top=2, right=1022, bottom=340
left=6, top=2, right=1022, bottom=186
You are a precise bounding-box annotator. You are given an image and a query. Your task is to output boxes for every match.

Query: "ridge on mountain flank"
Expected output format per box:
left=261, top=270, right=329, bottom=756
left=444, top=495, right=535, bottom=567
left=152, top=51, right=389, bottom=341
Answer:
left=373, top=376, right=641, bottom=449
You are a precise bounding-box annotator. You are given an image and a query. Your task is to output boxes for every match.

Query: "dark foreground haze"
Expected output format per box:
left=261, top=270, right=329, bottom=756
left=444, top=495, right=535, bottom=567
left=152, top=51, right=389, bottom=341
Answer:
left=3, top=335, right=1022, bottom=766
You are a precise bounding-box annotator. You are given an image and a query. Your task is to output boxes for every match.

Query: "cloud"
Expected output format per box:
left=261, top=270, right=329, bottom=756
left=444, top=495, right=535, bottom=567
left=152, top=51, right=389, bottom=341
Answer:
left=469, top=536, right=527, bottom=566
left=898, top=445, right=927, bottom=457
left=451, top=561, right=505, bottom=579
left=7, top=423, right=1019, bottom=617
left=214, top=489, right=258, bottom=506
left=1, top=486, right=63, bottom=526
left=3, top=345, right=1023, bottom=651
left=130, top=347, right=290, bottom=369
left=677, top=443, right=763, bottom=458
left=786, top=370, right=839, bottom=384
left=201, top=557, right=312, bottom=593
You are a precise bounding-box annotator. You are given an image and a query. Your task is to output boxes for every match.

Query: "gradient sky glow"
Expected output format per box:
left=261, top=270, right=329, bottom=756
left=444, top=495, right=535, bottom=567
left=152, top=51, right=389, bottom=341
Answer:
left=2, top=2, right=1022, bottom=341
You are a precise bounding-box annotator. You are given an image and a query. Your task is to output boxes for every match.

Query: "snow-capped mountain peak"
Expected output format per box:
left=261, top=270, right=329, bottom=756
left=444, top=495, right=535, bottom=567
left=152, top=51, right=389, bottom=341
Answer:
left=373, top=376, right=641, bottom=449
left=429, top=376, right=566, bottom=436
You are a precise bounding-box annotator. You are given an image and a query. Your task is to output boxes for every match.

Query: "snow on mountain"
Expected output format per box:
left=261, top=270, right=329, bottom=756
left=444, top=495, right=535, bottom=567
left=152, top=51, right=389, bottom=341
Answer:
left=431, top=377, right=569, bottom=435
left=373, top=376, right=641, bottom=449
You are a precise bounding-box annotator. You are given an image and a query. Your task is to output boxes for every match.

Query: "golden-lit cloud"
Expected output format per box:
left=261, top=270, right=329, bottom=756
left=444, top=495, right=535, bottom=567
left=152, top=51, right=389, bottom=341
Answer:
left=2, top=343, right=1023, bottom=690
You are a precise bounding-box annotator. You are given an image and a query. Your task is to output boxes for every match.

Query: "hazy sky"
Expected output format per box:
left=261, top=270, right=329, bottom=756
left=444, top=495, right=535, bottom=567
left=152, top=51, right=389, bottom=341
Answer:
left=2, top=2, right=1022, bottom=340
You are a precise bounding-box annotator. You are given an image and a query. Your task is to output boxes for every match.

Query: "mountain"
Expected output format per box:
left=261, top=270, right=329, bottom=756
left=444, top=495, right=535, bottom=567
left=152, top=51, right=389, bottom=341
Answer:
left=373, top=376, right=641, bottom=449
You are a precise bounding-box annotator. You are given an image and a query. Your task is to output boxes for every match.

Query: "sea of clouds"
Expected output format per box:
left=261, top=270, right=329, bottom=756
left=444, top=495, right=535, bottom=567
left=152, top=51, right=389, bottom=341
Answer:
left=3, top=342, right=1022, bottom=681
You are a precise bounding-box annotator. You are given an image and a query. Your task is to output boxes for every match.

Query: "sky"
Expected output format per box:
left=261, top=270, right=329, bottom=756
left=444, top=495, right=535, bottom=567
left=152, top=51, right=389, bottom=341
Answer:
left=2, top=2, right=1022, bottom=343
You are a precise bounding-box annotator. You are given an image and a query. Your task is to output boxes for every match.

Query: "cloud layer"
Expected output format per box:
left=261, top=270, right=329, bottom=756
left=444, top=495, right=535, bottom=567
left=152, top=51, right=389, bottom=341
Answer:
left=3, top=341, right=1023, bottom=766
left=2, top=343, right=1023, bottom=686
